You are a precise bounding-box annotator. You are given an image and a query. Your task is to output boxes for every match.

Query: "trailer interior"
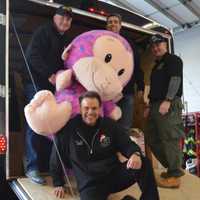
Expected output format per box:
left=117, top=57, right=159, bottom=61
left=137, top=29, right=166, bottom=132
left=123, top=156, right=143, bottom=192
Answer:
left=8, top=1, right=200, bottom=200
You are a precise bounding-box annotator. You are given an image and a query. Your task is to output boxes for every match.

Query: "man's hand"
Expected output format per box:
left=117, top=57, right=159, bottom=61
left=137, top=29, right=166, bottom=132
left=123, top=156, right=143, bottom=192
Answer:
left=159, top=100, right=171, bottom=115
left=54, top=186, right=65, bottom=198
left=127, top=153, right=142, bottom=170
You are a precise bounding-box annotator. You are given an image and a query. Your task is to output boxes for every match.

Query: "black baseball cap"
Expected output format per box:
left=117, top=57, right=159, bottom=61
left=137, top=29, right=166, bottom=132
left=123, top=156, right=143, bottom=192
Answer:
left=149, top=34, right=167, bottom=45
left=55, top=6, right=73, bottom=17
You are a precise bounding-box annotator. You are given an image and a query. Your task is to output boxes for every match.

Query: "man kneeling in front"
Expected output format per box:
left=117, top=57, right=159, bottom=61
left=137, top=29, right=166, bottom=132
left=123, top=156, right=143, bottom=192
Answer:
left=50, top=91, right=160, bottom=200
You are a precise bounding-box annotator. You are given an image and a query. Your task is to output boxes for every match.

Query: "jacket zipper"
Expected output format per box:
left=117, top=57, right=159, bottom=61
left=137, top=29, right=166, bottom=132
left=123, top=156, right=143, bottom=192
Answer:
left=90, top=129, right=99, bottom=154
left=76, top=129, right=99, bottom=154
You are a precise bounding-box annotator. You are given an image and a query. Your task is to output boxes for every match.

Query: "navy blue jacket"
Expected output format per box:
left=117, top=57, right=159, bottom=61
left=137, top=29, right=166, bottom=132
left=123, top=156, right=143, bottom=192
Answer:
left=23, top=22, right=72, bottom=89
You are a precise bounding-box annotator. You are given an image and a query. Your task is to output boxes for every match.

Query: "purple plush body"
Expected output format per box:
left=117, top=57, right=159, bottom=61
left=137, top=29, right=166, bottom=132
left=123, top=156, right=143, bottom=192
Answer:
left=55, top=30, right=133, bottom=118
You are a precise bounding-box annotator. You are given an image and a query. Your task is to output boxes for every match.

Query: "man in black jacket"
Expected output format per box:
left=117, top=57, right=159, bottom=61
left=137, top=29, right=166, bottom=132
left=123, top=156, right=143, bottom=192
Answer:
left=50, top=91, right=159, bottom=200
left=106, top=13, right=144, bottom=133
left=23, top=6, right=73, bottom=184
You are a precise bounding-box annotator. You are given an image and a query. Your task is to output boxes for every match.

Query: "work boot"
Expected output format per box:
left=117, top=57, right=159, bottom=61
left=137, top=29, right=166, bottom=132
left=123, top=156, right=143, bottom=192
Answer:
left=160, top=169, right=185, bottom=178
left=121, top=195, right=137, bottom=200
left=26, top=170, right=46, bottom=185
left=157, top=177, right=181, bottom=188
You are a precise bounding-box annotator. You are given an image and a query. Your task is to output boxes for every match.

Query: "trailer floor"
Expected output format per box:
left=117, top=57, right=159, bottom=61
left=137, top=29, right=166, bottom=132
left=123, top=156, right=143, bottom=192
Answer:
left=17, top=170, right=200, bottom=200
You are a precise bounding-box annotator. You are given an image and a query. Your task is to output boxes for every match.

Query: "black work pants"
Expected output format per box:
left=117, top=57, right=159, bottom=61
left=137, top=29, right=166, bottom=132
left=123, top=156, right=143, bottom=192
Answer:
left=80, top=157, right=159, bottom=200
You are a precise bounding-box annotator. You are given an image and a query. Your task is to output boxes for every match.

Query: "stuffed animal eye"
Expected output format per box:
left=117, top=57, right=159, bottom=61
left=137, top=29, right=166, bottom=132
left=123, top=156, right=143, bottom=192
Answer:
left=104, top=54, right=112, bottom=63
left=118, top=69, right=125, bottom=76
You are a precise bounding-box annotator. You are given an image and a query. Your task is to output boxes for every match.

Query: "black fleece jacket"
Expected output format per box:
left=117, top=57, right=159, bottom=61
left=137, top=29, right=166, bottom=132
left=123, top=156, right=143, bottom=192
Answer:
left=50, top=115, right=141, bottom=191
left=23, top=21, right=72, bottom=88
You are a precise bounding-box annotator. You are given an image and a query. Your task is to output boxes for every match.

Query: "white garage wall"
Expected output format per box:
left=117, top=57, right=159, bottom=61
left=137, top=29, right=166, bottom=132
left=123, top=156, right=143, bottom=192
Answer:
left=174, top=26, right=200, bottom=112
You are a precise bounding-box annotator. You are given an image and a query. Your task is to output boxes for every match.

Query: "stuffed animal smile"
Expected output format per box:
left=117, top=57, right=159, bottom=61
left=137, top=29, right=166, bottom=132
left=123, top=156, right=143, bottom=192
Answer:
left=24, top=30, right=134, bottom=135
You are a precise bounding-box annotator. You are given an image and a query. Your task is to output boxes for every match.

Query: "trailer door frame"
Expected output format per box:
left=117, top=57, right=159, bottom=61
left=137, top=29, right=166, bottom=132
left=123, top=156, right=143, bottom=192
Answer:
left=0, top=0, right=9, bottom=181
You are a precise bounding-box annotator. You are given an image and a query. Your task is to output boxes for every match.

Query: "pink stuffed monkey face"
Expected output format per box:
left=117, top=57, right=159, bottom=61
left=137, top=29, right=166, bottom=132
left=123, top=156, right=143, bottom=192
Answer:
left=73, top=34, right=133, bottom=101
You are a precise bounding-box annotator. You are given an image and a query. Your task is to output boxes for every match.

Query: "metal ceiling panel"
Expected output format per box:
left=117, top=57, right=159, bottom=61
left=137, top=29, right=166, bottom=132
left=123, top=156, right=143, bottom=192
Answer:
left=193, top=0, right=200, bottom=7
left=182, top=0, right=200, bottom=18
left=177, top=0, right=200, bottom=19
left=125, top=0, right=181, bottom=28
left=150, top=12, right=178, bottom=28
left=170, top=4, right=199, bottom=23
left=102, top=0, right=200, bottom=31
left=126, top=0, right=157, bottom=15
left=123, top=0, right=179, bottom=28
left=153, top=0, right=180, bottom=8
left=144, top=0, right=183, bottom=26
left=125, top=0, right=200, bottom=29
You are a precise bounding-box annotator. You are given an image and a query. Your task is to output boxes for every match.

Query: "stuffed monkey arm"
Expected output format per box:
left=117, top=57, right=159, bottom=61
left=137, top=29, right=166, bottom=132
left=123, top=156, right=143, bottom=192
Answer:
left=24, top=90, right=72, bottom=135
left=103, top=101, right=122, bottom=120
left=55, top=69, right=73, bottom=91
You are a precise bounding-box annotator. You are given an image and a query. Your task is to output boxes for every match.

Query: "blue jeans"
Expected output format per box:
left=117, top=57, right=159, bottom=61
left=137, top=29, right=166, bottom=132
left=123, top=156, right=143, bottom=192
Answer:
left=24, top=84, right=52, bottom=172
left=117, top=94, right=134, bottom=133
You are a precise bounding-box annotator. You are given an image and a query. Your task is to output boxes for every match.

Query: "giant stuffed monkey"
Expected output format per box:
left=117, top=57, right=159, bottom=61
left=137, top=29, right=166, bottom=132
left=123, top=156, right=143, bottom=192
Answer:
left=24, top=30, right=134, bottom=135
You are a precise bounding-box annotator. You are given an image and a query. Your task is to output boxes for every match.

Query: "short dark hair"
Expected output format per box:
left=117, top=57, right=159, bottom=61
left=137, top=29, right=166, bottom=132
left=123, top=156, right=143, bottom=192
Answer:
left=79, top=91, right=102, bottom=106
left=106, top=13, right=122, bottom=23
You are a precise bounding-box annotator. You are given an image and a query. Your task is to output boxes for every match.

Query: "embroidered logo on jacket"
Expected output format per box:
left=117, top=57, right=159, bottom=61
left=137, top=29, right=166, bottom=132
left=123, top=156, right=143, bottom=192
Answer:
left=75, top=140, right=84, bottom=146
left=99, top=134, right=111, bottom=147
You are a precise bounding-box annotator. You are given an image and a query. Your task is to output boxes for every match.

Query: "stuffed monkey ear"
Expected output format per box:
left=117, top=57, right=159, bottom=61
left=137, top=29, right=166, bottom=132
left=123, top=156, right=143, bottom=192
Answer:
left=62, top=44, right=72, bottom=61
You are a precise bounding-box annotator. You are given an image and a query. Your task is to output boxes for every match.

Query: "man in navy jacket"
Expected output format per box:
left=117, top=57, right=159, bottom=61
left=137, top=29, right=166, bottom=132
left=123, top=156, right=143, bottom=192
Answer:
left=23, top=6, right=73, bottom=184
